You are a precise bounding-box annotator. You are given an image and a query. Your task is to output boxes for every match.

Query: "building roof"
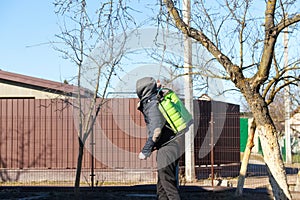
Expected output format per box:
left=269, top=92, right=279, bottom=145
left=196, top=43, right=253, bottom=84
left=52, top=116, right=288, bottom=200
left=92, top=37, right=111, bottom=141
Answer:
left=0, top=70, right=89, bottom=97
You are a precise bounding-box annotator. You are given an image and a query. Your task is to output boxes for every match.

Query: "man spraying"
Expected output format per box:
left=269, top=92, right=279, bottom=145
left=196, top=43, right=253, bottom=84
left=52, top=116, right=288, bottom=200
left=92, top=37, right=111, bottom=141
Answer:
left=136, top=77, right=183, bottom=200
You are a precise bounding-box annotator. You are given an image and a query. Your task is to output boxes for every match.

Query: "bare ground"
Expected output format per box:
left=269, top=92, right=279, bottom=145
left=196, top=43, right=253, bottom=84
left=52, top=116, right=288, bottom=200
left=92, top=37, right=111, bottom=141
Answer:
left=1, top=171, right=300, bottom=200
left=0, top=185, right=274, bottom=200
left=2, top=174, right=300, bottom=199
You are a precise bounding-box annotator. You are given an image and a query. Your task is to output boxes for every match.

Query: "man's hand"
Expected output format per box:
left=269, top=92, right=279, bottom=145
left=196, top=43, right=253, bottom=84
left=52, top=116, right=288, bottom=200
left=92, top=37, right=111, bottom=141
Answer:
left=138, top=152, right=147, bottom=160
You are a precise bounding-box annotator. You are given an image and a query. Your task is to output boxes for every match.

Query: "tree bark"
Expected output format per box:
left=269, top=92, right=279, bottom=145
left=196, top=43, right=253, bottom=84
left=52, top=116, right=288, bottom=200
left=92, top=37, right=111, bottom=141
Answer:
left=248, top=95, right=292, bottom=199
left=75, top=138, right=84, bottom=189
left=294, top=171, right=300, bottom=191
left=235, top=119, right=256, bottom=196
left=257, top=124, right=291, bottom=199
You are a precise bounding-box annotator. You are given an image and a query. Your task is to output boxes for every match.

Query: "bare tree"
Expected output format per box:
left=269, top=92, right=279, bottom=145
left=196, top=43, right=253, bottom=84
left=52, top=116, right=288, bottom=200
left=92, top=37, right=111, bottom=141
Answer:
left=161, top=0, right=300, bottom=199
left=52, top=1, right=300, bottom=198
left=268, top=89, right=300, bottom=135
left=53, top=0, right=134, bottom=189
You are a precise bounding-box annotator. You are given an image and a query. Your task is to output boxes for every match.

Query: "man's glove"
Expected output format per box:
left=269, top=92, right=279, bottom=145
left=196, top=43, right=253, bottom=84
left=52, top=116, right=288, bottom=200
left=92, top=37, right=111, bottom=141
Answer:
left=138, top=152, right=147, bottom=160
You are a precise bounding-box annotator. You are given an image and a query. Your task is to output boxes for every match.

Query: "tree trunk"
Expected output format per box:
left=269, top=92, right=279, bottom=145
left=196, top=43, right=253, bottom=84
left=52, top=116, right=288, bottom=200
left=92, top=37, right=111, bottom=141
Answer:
left=75, top=138, right=84, bottom=189
left=257, top=124, right=291, bottom=199
left=235, top=119, right=256, bottom=196
left=294, top=171, right=300, bottom=191
left=244, top=93, right=292, bottom=199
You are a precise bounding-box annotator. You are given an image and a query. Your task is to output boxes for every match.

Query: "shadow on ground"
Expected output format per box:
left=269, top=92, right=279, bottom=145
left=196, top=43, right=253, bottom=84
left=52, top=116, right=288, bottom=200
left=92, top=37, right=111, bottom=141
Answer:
left=247, top=163, right=299, bottom=177
left=0, top=185, right=273, bottom=200
left=1, top=164, right=299, bottom=199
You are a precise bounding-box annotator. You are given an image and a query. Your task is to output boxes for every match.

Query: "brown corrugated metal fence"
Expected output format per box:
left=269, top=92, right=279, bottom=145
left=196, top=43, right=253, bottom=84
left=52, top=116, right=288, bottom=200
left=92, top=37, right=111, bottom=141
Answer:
left=192, top=100, right=240, bottom=179
left=0, top=98, right=240, bottom=184
left=0, top=99, right=78, bottom=170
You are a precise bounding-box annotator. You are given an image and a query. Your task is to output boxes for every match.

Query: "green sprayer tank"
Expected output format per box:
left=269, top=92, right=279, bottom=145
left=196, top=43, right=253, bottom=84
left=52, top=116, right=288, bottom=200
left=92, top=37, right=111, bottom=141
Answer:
left=158, top=88, right=193, bottom=134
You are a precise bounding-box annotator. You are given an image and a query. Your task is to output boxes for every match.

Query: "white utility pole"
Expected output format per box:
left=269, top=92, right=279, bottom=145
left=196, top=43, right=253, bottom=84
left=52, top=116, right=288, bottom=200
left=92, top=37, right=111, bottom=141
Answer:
left=284, top=25, right=292, bottom=164
left=183, top=0, right=195, bottom=182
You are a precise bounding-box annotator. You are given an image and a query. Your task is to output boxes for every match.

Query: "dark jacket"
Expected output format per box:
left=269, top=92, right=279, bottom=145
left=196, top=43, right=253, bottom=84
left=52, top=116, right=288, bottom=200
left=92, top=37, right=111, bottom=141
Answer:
left=136, top=77, right=175, bottom=157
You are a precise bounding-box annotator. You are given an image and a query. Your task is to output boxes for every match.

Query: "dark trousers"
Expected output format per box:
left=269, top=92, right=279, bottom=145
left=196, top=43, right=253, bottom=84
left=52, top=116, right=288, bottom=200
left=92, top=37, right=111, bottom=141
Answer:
left=156, top=141, right=181, bottom=200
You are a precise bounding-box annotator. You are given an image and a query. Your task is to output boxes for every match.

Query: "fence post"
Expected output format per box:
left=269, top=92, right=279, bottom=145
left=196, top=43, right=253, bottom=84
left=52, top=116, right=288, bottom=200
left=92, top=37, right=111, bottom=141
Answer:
left=210, top=112, right=214, bottom=187
left=90, top=116, right=95, bottom=188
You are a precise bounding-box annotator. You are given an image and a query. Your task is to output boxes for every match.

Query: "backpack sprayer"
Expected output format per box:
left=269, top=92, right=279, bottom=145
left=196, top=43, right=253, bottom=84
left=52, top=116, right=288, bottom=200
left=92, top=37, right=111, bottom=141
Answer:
left=157, top=88, right=193, bottom=134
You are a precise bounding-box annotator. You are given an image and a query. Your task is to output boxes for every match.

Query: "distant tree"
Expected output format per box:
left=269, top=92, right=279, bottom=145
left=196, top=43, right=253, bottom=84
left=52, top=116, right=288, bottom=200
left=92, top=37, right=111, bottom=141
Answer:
left=269, top=90, right=286, bottom=134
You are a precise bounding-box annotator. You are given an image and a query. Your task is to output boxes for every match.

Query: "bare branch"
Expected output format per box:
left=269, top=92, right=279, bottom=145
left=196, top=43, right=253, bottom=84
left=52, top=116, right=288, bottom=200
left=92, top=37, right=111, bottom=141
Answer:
left=264, top=63, right=300, bottom=104
left=277, top=13, right=300, bottom=32
left=163, top=0, right=244, bottom=86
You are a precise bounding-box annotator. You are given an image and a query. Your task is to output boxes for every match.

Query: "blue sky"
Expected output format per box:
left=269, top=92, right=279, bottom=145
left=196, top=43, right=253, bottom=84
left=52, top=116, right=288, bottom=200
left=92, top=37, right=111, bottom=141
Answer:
left=0, top=0, right=75, bottom=82
left=0, top=1, right=154, bottom=84
left=0, top=0, right=262, bottom=106
left=1, top=1, right=297, bottom=107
